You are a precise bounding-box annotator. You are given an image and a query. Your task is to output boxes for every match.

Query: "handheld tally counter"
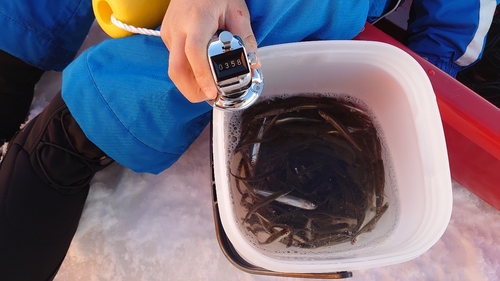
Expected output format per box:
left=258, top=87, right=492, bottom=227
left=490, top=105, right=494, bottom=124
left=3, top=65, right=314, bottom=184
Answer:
left=207, top=31, right=264, bottom=110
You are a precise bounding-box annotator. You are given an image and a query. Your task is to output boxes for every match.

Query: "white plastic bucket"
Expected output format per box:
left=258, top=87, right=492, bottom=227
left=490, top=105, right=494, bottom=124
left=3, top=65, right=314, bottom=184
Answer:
left=212, top=40, right=452, bottom=273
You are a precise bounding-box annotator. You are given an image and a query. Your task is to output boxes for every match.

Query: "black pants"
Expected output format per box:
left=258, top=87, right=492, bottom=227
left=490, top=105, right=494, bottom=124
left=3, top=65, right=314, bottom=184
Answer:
left=0, top=50, right=44, bottom=143
left=0, top=93, right=110, bottom=280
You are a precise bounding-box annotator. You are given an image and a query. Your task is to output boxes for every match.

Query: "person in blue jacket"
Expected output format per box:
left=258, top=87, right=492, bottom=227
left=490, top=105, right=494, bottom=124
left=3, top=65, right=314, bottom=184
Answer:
left=407, top=0, right=500, bottom=78
left=0, top=0, right=498, bottom=279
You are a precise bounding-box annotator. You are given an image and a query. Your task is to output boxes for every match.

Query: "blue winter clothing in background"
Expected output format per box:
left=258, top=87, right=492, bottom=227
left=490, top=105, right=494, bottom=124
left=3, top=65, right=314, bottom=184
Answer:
left=407, top=0, right=500, bottom=77
left=0, top=0, right=95, bottom=71
left=62, top=35, right=214, bottom=174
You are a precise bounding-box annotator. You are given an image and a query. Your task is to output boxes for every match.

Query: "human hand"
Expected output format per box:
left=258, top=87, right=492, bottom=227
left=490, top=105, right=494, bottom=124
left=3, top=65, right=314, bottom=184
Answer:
left=160, top=0, right=260, bottom=103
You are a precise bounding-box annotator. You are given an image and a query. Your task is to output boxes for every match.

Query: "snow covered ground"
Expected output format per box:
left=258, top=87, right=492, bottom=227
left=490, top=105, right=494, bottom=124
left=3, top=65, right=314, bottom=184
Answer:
left=27, top=22, right=500, bottom=281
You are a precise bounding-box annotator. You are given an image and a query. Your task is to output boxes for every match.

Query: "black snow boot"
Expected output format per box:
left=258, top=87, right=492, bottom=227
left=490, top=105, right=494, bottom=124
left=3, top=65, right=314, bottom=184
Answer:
left=0, top=49, right=45, bottom=146
left=0, top=92, right=113, bottom=281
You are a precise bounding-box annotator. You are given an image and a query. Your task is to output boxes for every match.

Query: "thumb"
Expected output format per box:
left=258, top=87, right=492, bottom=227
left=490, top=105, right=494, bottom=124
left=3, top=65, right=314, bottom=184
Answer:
left=241, top=33, right=261, bottom=69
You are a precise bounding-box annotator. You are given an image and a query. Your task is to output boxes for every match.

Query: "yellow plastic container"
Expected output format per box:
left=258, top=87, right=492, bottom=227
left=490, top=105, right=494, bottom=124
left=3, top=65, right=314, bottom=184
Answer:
left=93, top=0, right=170, bottom=38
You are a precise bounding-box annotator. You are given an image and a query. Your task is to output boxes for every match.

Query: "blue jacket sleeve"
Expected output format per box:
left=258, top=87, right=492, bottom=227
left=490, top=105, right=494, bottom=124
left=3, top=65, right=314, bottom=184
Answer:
left=407, top=0, right=500, bottom=77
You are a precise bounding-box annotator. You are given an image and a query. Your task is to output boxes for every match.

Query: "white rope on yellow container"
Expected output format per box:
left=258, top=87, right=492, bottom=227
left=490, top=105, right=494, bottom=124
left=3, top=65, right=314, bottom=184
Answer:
left=110, top=14, right=161, bottom=37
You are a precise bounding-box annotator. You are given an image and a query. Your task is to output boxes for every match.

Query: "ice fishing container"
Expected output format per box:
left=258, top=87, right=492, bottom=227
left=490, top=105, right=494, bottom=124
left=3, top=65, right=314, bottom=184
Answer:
left=211, top=40, right=453, bottom=277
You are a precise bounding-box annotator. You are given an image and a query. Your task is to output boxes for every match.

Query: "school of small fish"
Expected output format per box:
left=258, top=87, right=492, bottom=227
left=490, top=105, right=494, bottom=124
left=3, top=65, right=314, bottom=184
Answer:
left=230, top=95, right=388, bottom=249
